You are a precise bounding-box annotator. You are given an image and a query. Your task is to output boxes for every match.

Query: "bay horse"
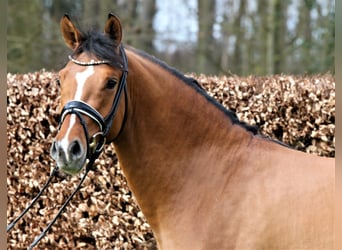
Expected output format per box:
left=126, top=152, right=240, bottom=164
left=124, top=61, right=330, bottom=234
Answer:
left=51, top=14, right=334, bottom=249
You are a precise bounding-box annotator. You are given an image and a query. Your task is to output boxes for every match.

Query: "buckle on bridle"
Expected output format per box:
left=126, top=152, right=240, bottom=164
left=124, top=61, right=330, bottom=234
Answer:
left=89, top=131, right=106, bottom=154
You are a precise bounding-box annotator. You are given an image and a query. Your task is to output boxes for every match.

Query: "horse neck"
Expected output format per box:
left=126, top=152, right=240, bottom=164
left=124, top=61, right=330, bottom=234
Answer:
left=113, top=49, right=253, bottom=229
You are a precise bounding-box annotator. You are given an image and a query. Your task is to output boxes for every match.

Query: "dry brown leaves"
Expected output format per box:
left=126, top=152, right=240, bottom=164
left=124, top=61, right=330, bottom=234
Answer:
left=7, top=72, right=334, bottom=249
left=191, top=73, right=335, bottom=157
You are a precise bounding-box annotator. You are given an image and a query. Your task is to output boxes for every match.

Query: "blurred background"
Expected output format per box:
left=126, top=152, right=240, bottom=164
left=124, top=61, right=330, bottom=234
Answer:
left=7, top=0, right=334, bottom=75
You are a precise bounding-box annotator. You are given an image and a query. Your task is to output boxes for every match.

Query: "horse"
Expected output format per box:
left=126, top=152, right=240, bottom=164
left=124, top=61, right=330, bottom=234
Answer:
left=50, top=13, right=334, bottom=249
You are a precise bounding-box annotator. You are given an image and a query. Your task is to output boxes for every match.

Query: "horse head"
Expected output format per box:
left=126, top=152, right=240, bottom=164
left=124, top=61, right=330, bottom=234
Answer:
left=50, top=14, right=127, bottom=175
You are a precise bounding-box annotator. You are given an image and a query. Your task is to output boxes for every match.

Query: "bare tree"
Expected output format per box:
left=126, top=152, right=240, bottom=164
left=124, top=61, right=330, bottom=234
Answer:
left=273, top=0, right=288, bottom=74
left=295, top=0, right=315, bottom=73
left=137, top=0, right=156, bottom=53
left=197, top=0, right=216, bottom=73
left=232, top=0, right=247, bottom=75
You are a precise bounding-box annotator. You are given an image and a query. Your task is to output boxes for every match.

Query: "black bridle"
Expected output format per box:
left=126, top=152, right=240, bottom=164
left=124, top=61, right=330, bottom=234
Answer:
left=7, top=45, right=128, bottom=249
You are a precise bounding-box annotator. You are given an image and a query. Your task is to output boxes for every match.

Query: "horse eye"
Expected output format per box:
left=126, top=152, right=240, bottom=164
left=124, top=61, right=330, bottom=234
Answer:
left=56, top=79, right=61, bottom=86
left=106, top=79, right=117, bottom=89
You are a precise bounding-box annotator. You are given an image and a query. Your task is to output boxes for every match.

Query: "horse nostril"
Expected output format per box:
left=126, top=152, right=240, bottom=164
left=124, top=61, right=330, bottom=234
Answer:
left=69, top=140, right=83, bottom=158
left=50, top=141, right=58, bottom=158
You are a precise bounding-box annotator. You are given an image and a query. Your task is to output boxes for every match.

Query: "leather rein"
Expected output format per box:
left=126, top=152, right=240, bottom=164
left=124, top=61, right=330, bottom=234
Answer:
left=7, top=45, right=128, bottom=249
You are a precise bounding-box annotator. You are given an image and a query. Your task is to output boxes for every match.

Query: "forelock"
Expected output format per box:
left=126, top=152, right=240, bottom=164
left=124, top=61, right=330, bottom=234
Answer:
left=72, top=30, right=123, bottom=68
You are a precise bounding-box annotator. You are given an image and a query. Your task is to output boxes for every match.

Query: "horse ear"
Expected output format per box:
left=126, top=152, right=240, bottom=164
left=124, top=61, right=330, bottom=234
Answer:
left=104, top=13, right=122, bottom=45
left=60, top=14, right=83, bottom=50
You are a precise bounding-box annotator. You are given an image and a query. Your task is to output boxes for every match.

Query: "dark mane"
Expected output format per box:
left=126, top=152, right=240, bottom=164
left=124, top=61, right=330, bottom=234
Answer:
left=128, top=47, right=259, bottom=135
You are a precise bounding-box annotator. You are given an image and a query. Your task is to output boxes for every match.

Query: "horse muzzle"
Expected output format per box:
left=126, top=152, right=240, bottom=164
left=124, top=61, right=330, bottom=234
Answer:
left=50, top=100, right=107, bottom=175
left=50, top=138, right=87, bottom=175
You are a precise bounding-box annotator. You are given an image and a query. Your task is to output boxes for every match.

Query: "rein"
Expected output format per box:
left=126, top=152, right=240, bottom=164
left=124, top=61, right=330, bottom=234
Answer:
left=7, top=45, right=128, bottom=249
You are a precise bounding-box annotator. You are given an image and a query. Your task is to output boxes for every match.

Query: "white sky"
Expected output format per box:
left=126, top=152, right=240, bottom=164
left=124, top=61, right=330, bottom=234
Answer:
left=154, top=0, right=198, bottom=51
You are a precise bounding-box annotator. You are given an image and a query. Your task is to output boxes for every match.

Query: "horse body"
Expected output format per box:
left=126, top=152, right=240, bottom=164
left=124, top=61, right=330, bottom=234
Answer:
left=52, top=14, right=334, bottom=249
left=113, top=50, right=334, bottom=249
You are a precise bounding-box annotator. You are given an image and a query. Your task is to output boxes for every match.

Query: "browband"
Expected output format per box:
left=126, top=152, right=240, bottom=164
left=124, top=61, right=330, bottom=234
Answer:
left=68, top=55, right=110, bottom=66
